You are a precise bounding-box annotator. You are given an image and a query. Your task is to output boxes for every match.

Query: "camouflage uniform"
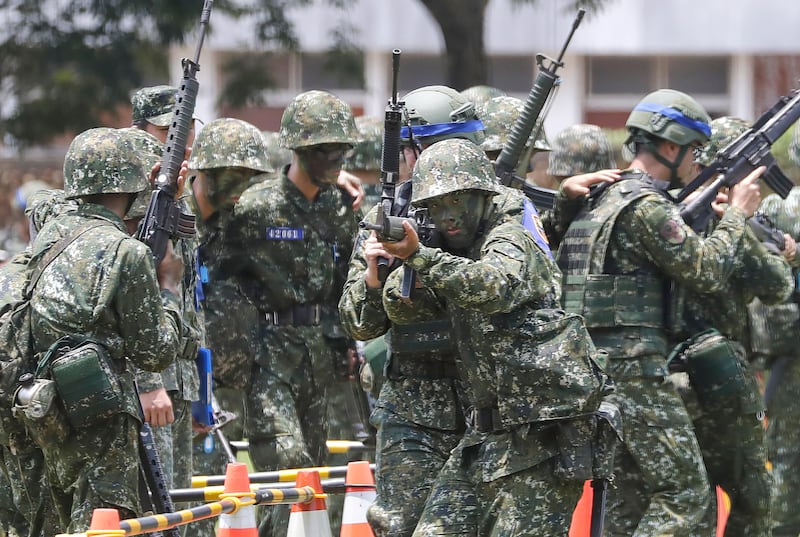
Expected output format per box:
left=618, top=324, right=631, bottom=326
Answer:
left=342, top=115, right=383, bottom=210
left=185, top=118, right=272, bottom=537
left=755, top=181, right=800, bottom=537
left=555, top=90, right=750, bottom=537
left=478, top=95, right=551, bottom=158
left=459, top=85, right=507, bottom=116
left=339, top=86, right=490, bottom=537
left=671, top=117, right=789, bottom=537
left=383, top=140, right=605, bottom=537
left=25, top=128, right=181, bottom=532
left=222, top=91, right=358, bottom=537
left=548, top=124, right=617, bottom=180
left=0, top=190, right=74, bottom=537
left=122, top=127, right=202, bottom=495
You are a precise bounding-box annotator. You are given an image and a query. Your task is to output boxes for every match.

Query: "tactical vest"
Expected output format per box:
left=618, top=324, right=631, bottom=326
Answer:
left=557, top=175, right=666, bottom=330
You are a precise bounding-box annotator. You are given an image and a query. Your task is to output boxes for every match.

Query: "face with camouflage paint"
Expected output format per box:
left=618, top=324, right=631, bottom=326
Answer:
left=296, top=143, right=353, bottom=187
left=426, top=190, right=488, bottom=250
left=199, top=168, right=255, bottom=211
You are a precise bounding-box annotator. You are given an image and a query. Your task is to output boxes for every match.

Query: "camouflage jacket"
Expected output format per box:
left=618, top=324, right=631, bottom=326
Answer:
left=28, top=204, right=182, bottom=413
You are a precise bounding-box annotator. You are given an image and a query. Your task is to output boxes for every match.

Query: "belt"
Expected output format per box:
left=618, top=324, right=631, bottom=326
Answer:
left=468, top=406, right=504, bottom=434
left=265, top=304, right=322, bottom=326
left=386, top=356, right=459, bottom=380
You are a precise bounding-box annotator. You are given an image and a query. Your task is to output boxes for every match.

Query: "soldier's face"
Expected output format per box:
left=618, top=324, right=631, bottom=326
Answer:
left=298, top=143, right=354, bottom=186
left=426, top=191, right=487, bottom=250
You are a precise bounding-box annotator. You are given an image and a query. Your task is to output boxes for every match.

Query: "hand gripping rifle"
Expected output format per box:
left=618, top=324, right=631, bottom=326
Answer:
left=136, top=0, right=215, bottom=264
left=676, top=86, right=800, bottom=233
left=494, top=8, right=585, bottom=211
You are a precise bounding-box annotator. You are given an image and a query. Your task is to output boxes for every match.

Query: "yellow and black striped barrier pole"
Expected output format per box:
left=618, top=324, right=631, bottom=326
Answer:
left=191, top=462, right=375, bottom=488
left=172, top=478, right=347, bottom=503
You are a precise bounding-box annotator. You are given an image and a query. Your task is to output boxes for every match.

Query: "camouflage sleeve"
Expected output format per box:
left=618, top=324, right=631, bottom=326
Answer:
left=381, top=269, right=448, bottom=325
left=403, top=221, right=555, bottom=314
left=115, top=242, right=182, bottom=372
left=734, top=228, right=793, bottom=305
left=338, top=207, right=391, bottom=340
left=541, top=187, right=582, bottom=249
left=135, top=368, right=165, bottom=393
left=623, top=196, right=747, bottom=294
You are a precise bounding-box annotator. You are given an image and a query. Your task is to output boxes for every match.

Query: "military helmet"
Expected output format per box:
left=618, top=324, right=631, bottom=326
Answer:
left=789, top=122, right=800, bottom=167
left=548, top=124, right=617, bottom=177
left=625, top=89, right=711, bottom=147
left=411, top=139, right=498, bottom=205
left=479, top=96, right=551, bottom=153
left=261, top=131, right=293, bottom=170
left=279, top=90, right=357, bottom=150
left=401, top=85, right=485, bottom=146
left=189, top=118, right=272, bottom=174
left=118, top=127, right=163, bottom=220
left=343, top=116, right=383, bottom=171
left=131, top=85, right=178, bottom=127
left=460, top=85, right=507, bottom=114
left=696, top=116, right=750, bottom=168
left=63, top=128, right=149, bottom=200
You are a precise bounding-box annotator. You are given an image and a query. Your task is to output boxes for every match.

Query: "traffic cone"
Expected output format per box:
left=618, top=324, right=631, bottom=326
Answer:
left=286, top=470, right=332, bottom=537
left=568, top=481, right=592, bottom=537
left=340, top=461, right=376, bottom=537
left=85, top=508, right=125, bottom=537
left=219, top=462, right=258, bottom=537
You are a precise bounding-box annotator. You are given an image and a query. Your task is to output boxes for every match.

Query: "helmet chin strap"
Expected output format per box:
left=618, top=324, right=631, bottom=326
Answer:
left=645, top=139, right=690, bottom=189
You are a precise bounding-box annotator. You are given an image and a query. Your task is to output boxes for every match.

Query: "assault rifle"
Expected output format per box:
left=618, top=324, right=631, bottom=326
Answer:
left=494, top=8, right=586, bottom=211
left=136, top=0, right=214, bottom=264
left=676, top=86, right=800, bottom=233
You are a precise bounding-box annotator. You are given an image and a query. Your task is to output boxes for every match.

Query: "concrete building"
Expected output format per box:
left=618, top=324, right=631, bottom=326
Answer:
left=172, top=0, right=800, bottom=135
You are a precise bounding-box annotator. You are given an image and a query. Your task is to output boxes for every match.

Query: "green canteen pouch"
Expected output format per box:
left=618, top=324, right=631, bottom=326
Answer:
left=47, top=338, right=124, bottom=427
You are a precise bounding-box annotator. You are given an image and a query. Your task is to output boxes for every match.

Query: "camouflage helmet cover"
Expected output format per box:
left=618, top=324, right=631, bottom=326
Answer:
left=261, top=131, right=293, bottom=170
left=63, top=128, right=149, bottom=200
left=548, top=124, right=617, bottom=177
left=189, top=118, right=272, bottom=173
left=412, top=139, right=498, bottom=205
left=402, top=85, right=485, bottom=146
left=625, top=89, right=711, bottom=147
left=131, top=85, right=178, bottom=127
left=460, top=85, right=507, bottom=113
left=343, top=115, right=383, bottom=171
left=696, top=116, right=750, bottom=168
left=279, top=90, right=357, bottom=150
left=479, top=96, right=551, bottom=153
left=119, top=127, right=163, bottom=220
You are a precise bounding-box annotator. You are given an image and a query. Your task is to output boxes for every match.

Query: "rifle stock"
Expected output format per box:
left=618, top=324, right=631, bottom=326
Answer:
left=136, top=0, right=214, bottom=263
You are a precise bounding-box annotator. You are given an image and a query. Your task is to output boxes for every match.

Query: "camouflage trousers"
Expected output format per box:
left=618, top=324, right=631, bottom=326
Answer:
left=672, top=370, right=772, bottom=537
left=767, top=356, right=800, bottom=537
left=411, top=428, right=583, bottom=537
left=245, top=362, right=329, bottom=537
left=1, top=438, right=59, bottom=537
left=367, top=414, right=464, bottom=537
left=191, top=387, right=246, bottom=537
left=151, top=394, right=194, bottom=490
left=605, top=373, right=710, bottom=537
left=39, top=412, right=142, bottom=533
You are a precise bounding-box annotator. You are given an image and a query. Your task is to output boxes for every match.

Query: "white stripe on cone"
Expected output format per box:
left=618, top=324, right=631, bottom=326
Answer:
left=286, top=510, right=332, bottom=537
left=341, top=490, right=376, bottom=525
left=219, top=507, right=257, bottom=530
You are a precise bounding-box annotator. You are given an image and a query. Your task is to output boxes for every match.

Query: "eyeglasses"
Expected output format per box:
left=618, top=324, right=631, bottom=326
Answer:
left=307, top=144, right=354, bottom=163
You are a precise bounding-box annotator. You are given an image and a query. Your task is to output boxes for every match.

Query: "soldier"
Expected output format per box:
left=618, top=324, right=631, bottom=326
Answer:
left=459, top=85, right=507, bottom=114
left=379, top=139, right=606, bottom=536
left=131, top=85, right=195, bottom=145
left=341, top=115, right=384, bottom=210
left=25, top=127, right=183, bottom=531
left=121, top=127, right=202, bottom=499
left=338, top=85, right=483, bottom=537
left=222, top=90, right=359, bottom=537
left=753, top=127, right=800, bottom=537
left=554, top=89, right=763, bottom=536
left=547, top=124, right=617, bottom=186
left=672, top=116, right=794, bottom=536
left=187, top=117, right=272, bottom=537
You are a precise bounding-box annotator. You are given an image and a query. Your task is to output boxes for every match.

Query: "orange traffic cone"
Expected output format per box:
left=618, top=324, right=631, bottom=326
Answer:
left=340, top=461, right=376, bottom=537
left=286, top=470, right=332, bottom=537
left=219, top=462, right=258, bottom=537
left=568, top=481, right=592, bottom=537
left=85, top=508, right=124, bottom=537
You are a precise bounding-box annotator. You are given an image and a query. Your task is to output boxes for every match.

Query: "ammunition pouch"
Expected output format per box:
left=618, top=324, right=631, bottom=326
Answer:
left=37, top=335, right=125, bottom=428
left=668, top=329, right=764, bottom=415
left=13, top=377, right=70, bottom=448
